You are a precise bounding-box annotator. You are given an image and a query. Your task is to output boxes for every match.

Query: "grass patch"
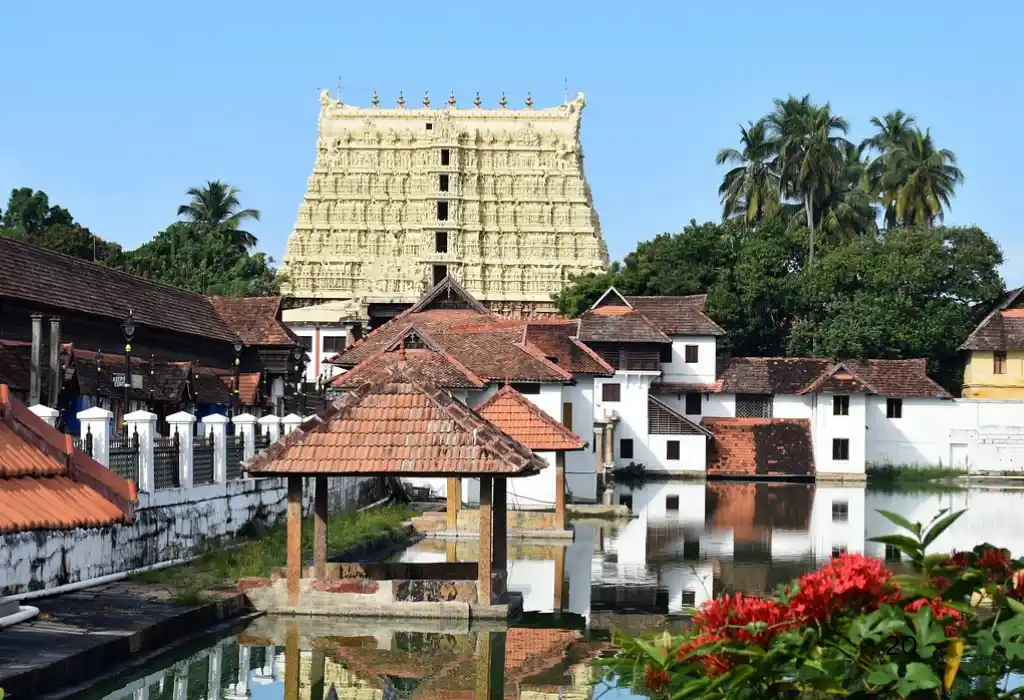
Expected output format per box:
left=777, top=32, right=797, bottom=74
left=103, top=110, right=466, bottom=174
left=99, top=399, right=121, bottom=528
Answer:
left=132, top=505, right=417, bottom=601
left=866, top=464, right=966, bottom=493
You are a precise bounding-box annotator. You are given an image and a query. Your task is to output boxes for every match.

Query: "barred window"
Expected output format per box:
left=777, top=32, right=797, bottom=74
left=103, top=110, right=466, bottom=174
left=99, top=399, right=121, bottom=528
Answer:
left=736, top=394, right=773, bottom=418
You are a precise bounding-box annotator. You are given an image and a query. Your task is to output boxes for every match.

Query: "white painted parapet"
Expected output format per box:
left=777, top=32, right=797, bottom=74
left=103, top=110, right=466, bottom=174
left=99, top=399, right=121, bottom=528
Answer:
left=166, top=411, right=196, bottom=488
left=28, top=404, right=59, bottom=427
left=78, top=406, right=113, bottom=466
left=125, top=410, right=158, bottom=492
left=281, top=413, right=303, bottom=436
left=202, top=413, right=229, bottom=483
left=258, top=414, right=282, bottom=444
left=232, top=412, right=257, bottom=461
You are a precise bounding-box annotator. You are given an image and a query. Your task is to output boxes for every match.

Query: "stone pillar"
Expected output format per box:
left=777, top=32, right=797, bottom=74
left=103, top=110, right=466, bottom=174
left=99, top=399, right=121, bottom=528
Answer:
left=29, top=313, right=42, bottom=407
left=236, top=644, right=251, bottom=696
left=446, top=477, right=462, bottom=531
left=555, top=451, right=567, bottom=529
left=167, top=411, right=196, bottom=488
left=314, top=476, right=328, bottom=580
left=172, top=667, right=189, bottom=700
left=48, top=316, right=62, bottom=408
left=202, top=413, right=229, bottom=483
left=478, top=476, right=493, bottom=606
left=78, top=406, right=113, bottom=466
left=310, top=647, right=327, bottom=700
left=257, top=414, right=281, bottom=445
left=232, top=412, right=257, bottom=461
left=492, top=478, right=507, bottom=574
left=593, top=424, right=605, bottom=480
left=287, top=475, right=303, bottom=605
left=28, top=404, right=59, bottom=427
left=603, top=423, right=614, bottom=466
left=125, top=410, right=157, bottom=493
left=132, top=686, right=150, bottom=700
left=208, top=643, right=223, bottom=700
left=281, top=413, right=303, bottom=436
left=474, top=630, right=506, bottom=700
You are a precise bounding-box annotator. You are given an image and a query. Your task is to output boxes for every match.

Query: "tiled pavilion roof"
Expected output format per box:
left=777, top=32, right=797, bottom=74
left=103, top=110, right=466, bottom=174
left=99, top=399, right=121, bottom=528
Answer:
left=0, top=384, right=137, bottom=533
left=246, top=357, right=548, bottom=477
left=476, top=384, right=587, bottom=451
left=209, top=296, right=299, bottom=346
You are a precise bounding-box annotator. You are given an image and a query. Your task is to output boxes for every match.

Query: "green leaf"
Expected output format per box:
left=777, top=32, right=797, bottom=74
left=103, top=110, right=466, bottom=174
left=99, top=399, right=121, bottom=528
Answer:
left=631, top=637, right=666, bottom=665
left=867, top=662, right=899, bottom=685
left=869, top=534, right=924, bottom=558
left=922, top=509, right=967, bottom=548
left=897, top=662, right=941, bottom=696
left=1008, top=598, right=1024, bottom=616
left=877, top=509, right=922, bottom=538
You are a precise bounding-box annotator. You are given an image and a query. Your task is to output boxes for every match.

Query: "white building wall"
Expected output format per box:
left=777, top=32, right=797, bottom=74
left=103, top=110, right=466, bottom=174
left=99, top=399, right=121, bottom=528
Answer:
left=866, top=397, right=957, bottom=467
left=814, top=392, right=867, bottom=476
left=564, top=379, right=597, bottom=502
left=661, top=336, right=717, bottom=384
left=647, top=434, right=706, bottom=473
left=594, top=372, right=658, bottom=469
left=809, top=485, right=866, bottom=562
left=773, top=394, right=813, bottom=419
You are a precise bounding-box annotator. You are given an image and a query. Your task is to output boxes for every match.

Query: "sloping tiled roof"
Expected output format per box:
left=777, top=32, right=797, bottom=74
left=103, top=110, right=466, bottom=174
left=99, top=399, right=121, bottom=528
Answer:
left=332, top=348, right=485, bottom=390
left=718, top=357, right=832, bottom=394
left=408, top=275, right=490, bottom=314
left=625, top=295, right=726, bottom=336
left=245, top=359, right=548, bottom=476
left=523, top=322, right=614, bottom=375
left=704, top=417, right=815, bottom=478
left=577, top=305, right=671, bottom=344
left=960, top=287, right=1024, bottom=351
left=838, top=360, right=952, bottom=399
left=0, top=384, right=136, bottom=533
left=438, top=328, right=574, bottom=382
left=647, top=396, right=712, bottom=437
left=209, top=296, right=298, bottom=347
left=0, top=236, right=239, bottom=343
left=476, top=384, right=586, bottom=451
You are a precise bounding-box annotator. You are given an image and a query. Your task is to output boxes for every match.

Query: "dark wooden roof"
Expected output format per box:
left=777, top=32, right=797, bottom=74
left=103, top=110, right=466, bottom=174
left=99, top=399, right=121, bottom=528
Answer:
left=960, top=286, right=1024, bottom=351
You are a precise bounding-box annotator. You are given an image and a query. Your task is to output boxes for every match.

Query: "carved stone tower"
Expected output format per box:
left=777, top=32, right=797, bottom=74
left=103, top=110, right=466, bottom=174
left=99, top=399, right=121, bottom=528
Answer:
left=280, top=90, right=609, bottom=322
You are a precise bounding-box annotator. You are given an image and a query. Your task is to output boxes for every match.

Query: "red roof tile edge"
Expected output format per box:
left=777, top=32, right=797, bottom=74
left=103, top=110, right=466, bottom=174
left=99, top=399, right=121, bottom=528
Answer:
left=476, top=384, right=588, bottom=451
left=246, top=360, right=549, bottom=477
left=797, top=361, right=881, bottom=395
left=0, top=384, right=137, bottom=522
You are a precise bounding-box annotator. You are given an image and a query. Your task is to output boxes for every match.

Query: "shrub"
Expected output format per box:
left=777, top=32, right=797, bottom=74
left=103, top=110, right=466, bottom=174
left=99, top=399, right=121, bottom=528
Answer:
left=602, top=508, right=1024, bottom=698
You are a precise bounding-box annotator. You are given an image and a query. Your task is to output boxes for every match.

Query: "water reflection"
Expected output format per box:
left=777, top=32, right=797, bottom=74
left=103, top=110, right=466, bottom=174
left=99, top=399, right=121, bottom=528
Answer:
left=89, top=481, right=1024, bottom=700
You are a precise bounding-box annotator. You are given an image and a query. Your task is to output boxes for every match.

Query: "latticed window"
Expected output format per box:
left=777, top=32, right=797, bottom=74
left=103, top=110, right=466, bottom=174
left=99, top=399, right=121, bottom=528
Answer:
left=403, top=332, right=427, bottom=349
left=648, top=398, right=704, bottom=435
left=736, top=394, right=773, bottom=418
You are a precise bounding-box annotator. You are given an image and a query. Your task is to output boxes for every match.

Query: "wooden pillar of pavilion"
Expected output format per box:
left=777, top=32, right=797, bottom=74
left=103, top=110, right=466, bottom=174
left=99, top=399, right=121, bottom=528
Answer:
left=314, top=475, right=328, bottom=580
left=474, top=630, right=507, bottom=700
left=478, top=476, right=493, bottom=605
left=446, top=477, right=462, bottom=531
left=555, top=451, right=567, bottom=529
left=492, top=478, right=507, bottom=589
left=284, top=619, right=300, bottom=699
left=553, top=544, right=566, bottom=612
left=286, top=475, right=303, bottom=605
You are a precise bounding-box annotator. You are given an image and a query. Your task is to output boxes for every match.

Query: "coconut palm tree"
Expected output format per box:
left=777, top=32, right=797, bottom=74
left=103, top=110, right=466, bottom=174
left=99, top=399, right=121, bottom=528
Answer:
left=883, top=128, right=964, bottom=227
left=862, top=110, right=918, bottom=227
left=764, top=95, right=853, bottom=267
left=716, top=120, right=780, bottom=224
left=816, top=143, right=879, bottom=243
left=176, top=180, right=261, bottom=251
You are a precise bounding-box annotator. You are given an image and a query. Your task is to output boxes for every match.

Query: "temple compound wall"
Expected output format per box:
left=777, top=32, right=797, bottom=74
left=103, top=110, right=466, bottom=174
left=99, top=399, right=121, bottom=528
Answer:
left=280, top=89, right=609, bottom=320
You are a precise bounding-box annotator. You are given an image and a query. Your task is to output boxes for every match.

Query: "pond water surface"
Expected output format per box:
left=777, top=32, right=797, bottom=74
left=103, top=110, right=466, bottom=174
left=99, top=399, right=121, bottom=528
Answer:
left=82, top=480, right=1024, bottom=700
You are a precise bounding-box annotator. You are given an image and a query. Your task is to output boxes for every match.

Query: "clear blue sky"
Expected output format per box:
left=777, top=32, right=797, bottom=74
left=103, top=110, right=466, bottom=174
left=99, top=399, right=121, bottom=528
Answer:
left=2, top=1, right=1021, bottom=283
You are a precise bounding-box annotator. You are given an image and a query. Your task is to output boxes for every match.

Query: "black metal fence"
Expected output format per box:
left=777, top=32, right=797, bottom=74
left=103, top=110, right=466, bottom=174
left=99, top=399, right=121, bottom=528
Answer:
left=254, top=425, right=271, bottom=451
left=225, top=433, right=245, bottom=480
left=72, top=430, right=94, bottom=457
left=154, top=433, right=180, bottom=489
left=193, top=433, right=215, bottom=485
left=109, top=430, right=140, bottom=485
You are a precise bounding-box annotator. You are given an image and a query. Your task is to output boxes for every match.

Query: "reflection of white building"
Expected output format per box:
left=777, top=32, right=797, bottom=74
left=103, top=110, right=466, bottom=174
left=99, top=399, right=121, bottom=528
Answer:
left=865, top=488, right=1024, bottom=560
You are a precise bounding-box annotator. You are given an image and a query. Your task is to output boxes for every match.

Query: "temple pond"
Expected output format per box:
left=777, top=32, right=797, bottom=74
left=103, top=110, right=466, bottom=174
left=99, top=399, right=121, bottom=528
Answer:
left=80, top=480, right=1024, bottom=699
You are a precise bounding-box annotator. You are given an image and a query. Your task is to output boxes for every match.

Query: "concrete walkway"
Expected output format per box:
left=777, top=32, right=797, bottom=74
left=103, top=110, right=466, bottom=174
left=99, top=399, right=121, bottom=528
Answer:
left=0, top=582, right=249, bottom=698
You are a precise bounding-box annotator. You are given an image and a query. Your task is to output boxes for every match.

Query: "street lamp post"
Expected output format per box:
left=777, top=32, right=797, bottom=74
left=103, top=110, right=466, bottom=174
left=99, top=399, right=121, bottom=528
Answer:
left=121, top=311, right=136, bottom=436
left=293, top=346, right=305, bottom=414
left=232, top=342, right=243, bottom=417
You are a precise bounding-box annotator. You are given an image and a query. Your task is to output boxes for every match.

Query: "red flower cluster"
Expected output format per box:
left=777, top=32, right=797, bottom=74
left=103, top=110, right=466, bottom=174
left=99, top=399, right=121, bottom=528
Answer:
left=904, top=597, right=964, bottom=637
left=977, top=547, right=1012, bottom=577
left=941, top=551, right=972, bottom=570
left=644, top=667, right=670, bottom=693
left=675, top=593, right=791, bottom=675
left=788, top=553, right=895, bottom=623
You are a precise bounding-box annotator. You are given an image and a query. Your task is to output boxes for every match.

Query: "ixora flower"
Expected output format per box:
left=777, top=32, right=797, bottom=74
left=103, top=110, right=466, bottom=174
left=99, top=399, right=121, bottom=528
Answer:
left=644, top=667, right=670, bottom=693
left=787, top=552, right=894, bottom=622
left=977, top=546, right=1013, bottom=577
left=904, top=597, right=965, bottom=636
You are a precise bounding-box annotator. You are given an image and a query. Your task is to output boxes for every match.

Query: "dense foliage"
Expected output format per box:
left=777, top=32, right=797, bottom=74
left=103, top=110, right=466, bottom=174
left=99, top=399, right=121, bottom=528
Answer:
left=604, top=510, right=1024, bottom=699
left=0, top=181, right=281, bottom=296
left=555, top=96, right=997, bottom=393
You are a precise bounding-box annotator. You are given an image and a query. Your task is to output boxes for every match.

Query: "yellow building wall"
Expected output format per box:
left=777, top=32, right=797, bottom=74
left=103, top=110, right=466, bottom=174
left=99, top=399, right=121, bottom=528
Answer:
left=962, top=350, right=1024, bottom=398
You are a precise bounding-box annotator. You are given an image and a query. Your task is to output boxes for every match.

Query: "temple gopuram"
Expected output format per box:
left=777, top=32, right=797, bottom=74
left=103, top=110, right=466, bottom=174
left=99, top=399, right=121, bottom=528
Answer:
left=279, top=89, right=609, bottom=331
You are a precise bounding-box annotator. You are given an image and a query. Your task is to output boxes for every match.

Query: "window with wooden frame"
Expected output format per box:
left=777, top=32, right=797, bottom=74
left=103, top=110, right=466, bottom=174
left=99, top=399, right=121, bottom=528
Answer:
left=562, top=401, right=573, bottom=429
left=833, top=395, right=850, bottom=416
left=684, top=344, right=699, bottom=363
left=832, top=438, right=850, bottom=461
left=995, top=351, right=1008, bottom=375
left=886, top=398, right=903, bottom=419
left=510, top=383, right=540, bottom=395
left=659, top=344, right=673, bottom=363
left=322, top=335, right=347, bottom=353
left=685, top=392, right=702, bottom=415
left=620, top=438, right=633, bottom=459
left=832, top=501, right=849, bottom=523
left=666, top=494, right=680, bottom=511
left=666, top=440, right=680, bottom=460
left=601, top=383, right=621, bottom=402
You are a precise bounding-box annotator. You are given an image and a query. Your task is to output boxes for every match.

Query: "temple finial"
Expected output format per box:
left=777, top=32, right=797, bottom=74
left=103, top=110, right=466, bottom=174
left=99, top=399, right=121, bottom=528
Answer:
left=525, top=92, right=534, bottom=108
left=371, top=90, right=380, bottom=107
left=499, top=92, right=507, bottom=109
left=423, top=90, right=431, bottom=108
left=397, top=91, right=405, bottom=108
left=448, top=90, right=456, bottom=107
left=473, top=92, right=482, bottom=108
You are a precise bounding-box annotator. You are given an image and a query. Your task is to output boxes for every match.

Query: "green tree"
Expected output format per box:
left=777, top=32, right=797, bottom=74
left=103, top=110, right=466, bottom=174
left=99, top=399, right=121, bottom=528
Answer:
left=884, top=128, right=965, bottom=227
left=0, top=187, right=123, bottom=264
left=862, top=110, right=919, bottom=228
left=176, top=180, right=261, bottom=251
left=715, top=121, right=780, bottom=224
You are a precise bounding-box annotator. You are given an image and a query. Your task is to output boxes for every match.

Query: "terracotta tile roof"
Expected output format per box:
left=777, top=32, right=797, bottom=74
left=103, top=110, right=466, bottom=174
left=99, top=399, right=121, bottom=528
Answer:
left=647, top=396, right=712, bottom=436
left=476, top=384, right=587, bottom=451
left=408, top=275, right=491, bottom=315
left=523, top=322, right=614, bottom=375
left=193, top=366, right=234, bottom=405
left=704, top=418, right=815, bottom=478
left=438, top=328, right=574, bottom=382
left=0, top=384, right=136, bottom=533
left=505, top=627, right=582, bottom=671
left=71, top=348, right=150, bottom=398
left=236, top=372, right=261, bottom=406
left=0, top=340, right=37, bottom=393
left=0, top=236, right=239, bottom=343
left=718, top=357, right=833, bottom=394
left=961, top=286, right=1024, bottom=351
left=209, top=296, right=298, bottom=347
left=650, top=381, right=723, bottom=394
left=577, top=305, right=671, bottom=344
left=146, top=360, right=193, bottom=403
left=625, top=295, right=726, bottom=336
left=836, top=359, right=951, bottom=399
left=705, top=482, right=814, bottom=540
left=332, top=348, right=485, bottom=391
left=245, top=358, right=548, bottom=476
